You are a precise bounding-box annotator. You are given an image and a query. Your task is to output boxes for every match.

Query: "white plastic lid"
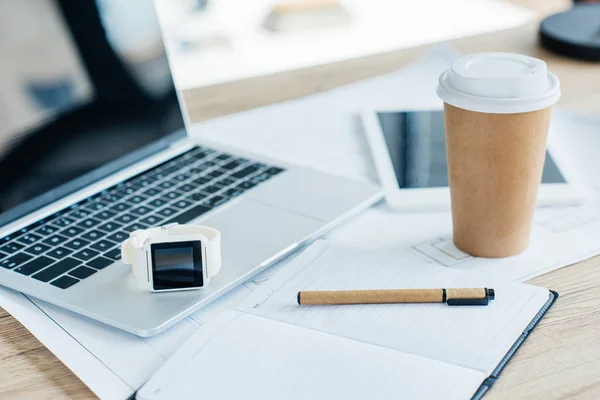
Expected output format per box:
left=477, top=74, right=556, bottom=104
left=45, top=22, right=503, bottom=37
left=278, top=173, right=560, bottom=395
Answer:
left=437, top=53, right=561, bottom=114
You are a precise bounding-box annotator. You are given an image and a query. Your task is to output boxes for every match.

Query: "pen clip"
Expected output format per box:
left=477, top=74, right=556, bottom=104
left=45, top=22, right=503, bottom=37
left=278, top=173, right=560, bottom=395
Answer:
left=446, top=288, right=494, bottom=306
left=446, top=297, right=490, bottom=306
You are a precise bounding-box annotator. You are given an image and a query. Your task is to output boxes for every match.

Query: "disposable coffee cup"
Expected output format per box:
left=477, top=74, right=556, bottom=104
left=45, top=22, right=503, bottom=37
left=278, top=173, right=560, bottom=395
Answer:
left=437, top=53, right=561, bottom=258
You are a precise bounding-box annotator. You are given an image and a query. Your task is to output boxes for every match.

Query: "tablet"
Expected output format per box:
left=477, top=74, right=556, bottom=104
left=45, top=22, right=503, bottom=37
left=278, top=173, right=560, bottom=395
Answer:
left=362, top=109, right=589, bottom=211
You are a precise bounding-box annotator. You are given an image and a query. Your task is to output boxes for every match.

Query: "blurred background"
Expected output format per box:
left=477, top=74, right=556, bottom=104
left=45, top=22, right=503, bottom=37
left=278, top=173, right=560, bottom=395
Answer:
left=0, top=0, right=598, bottom=212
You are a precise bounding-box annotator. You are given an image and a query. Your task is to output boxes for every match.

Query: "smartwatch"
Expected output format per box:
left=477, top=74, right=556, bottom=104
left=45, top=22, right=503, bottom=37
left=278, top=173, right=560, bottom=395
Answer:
left=121, top=224, right=221, bottom=292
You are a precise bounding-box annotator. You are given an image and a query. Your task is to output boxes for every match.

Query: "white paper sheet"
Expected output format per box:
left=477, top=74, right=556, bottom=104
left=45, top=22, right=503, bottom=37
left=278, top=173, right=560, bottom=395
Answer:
left=238, top=242, right=549, bottom=375
left=137, top=241, right=550, bottom=400
left=137, top=311, right=485, bottom=400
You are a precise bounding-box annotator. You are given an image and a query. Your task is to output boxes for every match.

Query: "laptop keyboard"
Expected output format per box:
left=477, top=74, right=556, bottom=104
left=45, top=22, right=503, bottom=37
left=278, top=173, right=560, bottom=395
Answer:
left=0, top=146, right=285, bottom=290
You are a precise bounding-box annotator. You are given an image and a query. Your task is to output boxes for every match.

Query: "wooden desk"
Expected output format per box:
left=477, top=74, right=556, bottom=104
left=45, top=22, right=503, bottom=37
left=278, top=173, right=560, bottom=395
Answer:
left=2, top=1, right=599, bottom=398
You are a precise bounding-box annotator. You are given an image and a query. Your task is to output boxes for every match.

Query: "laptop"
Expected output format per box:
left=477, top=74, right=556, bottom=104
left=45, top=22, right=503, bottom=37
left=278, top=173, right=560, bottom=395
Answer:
left=0, top=1, right=381, bottom=336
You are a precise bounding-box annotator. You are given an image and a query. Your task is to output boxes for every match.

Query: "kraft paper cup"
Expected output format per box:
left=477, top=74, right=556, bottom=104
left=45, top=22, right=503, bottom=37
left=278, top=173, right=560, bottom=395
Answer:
left=437, top=53, right=561, bottom=258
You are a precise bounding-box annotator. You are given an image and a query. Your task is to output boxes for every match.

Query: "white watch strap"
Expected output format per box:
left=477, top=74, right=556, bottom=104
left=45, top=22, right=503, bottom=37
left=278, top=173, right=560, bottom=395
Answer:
left=121, top=224, right=222, bottom=280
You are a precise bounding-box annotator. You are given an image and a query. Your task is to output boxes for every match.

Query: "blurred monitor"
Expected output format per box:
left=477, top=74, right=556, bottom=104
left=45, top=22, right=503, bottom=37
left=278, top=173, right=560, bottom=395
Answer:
left=0, top=0, right=186, bottom=225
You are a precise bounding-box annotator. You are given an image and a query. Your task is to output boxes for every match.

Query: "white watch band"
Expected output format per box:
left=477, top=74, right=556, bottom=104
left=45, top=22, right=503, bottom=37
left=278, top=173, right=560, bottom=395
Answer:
left=121, top=224, right=221, bottom=285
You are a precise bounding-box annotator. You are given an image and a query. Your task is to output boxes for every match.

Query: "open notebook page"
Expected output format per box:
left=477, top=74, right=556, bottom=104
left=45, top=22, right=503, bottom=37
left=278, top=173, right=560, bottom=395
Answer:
left=239, top=241, right=551, bottom=375
left=137, top=311, right=486, bottom=400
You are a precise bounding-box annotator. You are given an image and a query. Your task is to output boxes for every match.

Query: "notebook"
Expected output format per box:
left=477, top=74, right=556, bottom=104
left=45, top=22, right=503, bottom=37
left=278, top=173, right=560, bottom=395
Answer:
left=137, top=242, right=557, bottom=400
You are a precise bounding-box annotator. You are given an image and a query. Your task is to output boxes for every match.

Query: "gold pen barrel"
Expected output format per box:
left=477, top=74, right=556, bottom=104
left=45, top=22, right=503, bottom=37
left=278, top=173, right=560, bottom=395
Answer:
left=446, top=288, right=488, bottom=301
left=298, top=289, right=444, bottom=305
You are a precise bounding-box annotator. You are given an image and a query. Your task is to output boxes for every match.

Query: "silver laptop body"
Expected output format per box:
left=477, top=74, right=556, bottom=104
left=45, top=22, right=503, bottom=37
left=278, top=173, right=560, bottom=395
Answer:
left=0, top=1, right=381, bottom=336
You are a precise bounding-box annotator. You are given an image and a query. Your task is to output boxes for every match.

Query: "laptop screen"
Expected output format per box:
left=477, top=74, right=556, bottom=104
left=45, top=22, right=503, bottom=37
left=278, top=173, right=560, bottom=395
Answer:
left=0, top=0, right=186, bottom=226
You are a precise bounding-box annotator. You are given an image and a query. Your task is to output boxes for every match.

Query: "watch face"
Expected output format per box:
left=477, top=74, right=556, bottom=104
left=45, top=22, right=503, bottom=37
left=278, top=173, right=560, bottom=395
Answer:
left=150, top=241, right=204, bottom=290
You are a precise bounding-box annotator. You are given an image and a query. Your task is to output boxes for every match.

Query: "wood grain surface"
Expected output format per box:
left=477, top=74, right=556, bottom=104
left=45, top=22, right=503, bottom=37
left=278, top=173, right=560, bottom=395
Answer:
left=2, top=1, right=600, bottom=399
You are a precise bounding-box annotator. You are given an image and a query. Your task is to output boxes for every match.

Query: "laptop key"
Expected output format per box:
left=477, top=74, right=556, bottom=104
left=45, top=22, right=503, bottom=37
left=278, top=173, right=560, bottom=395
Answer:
left=216, top=178, right=235, bottom=187
left=100, top=193, right=122, bottom=203
left=108, top=232, right=128, bottom=243
left=172, top=199, right=192, bottom=210
left=64, top=238, right=91, bottom=251
left=173, top=173, right=190, bottom=182
left=207, top=170, right=225, bottom=179
left=73, top=249, right=100, bottom=262
left=148, top=198, right=168, bottom=208
left=110, top=202, right=132, bottom=213
left=266, top=167, right=285, bottom=175
left=82, top=230, right=103, bottom=241
left=0, top=253, right=33, bottom=269
left=205, top=195, right=228, bottom=208
left=164, top=205, right=211, bottom=225
left=35, top=225, right=59, bottom=236
left=221, top=159, right=247, bottom=170
left=178, top=184, right=195, bottom=193
left=140, top=215, right=163, bottom=226
left=25, top=243, right=51, bottom=256
left=43, top=234, right=68, bottom=247
left=131, top=206, right=152, bottom=216
left=69, top=266, right=97, bottom=280
left=123, top=222, right=149, bottom=233
left=97, top=221, right=123, bottom=232
left=188, top=192, right=208, bottom=203
left=143, top=188, right=161, bottom=197
left=223, top=189, right=243, bottom=198
left=91, top=240, right=116, bottom=252
left=203, top=185, right=221, bottom=194
left=237, top=181, right=257, bottom=190
left=51, top=217, right=75, bottom=228
left=47, top=247, right=72, bottom=259
left=1, top=234, right=15, bottom=244
left=192, top=177, right=209, bottom=185
left=128, top=195, right=146, bottom=204
left=215, top=154, right=232, bottom=162
left=32, top=257, right=79, bottom=282
left=231, top=165, right=260, bottom=179
left=104, top=248, right=121, bottom=261
left=164, top=191, right=183, bottom=200
left=84, top=201, right=107, bottom=212
left=87, top=256, right=114, bottom=270
left=17, top=233, right=42, bottom=246
left=251, top=173, right=271, bottom=183
left=50, top=275, right=79, bottom=289
left=68, top=209, right=92, bottom=220
left=15, top=256, right=55, bottom=276
left=0, top=242, right=25, bottom=254
left=159, top=181, right=175, bottom=189
left=157, top=207, right=177, bottom=218
left=78, top=218, right=101, bottom=229
left=0, top=251, right=6, bottom=261
left=115, top=214, right=136, bottom=224
left=96, top=210, right=117, bottom=220
left=63, top=226, right=85, bottom=237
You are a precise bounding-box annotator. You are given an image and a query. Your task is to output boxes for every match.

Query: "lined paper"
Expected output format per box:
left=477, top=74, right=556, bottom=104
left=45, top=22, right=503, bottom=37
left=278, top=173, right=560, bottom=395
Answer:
left=138, top=311, right=486, bottom=400
left=240, top=242, right=550, bottom=374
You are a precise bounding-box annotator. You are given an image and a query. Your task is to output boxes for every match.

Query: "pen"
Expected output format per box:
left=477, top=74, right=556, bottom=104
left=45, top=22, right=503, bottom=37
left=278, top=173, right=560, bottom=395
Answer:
left=297, top=288, right=495, bottom=306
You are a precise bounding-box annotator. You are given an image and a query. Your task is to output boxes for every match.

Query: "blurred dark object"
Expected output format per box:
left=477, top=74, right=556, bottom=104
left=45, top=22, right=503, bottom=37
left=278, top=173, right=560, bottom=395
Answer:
left=0, top=0, right=184, bottom=217
left=539, top=3, right=600, bottom=61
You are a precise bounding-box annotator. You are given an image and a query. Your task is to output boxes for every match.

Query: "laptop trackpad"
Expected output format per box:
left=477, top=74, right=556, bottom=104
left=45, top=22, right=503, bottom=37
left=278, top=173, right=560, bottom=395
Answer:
left=199, top=199, right=322, bottom=283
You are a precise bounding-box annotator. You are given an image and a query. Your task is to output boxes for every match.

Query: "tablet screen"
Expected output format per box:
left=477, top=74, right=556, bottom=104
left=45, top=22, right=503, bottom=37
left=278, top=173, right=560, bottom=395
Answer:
left=376, top=110, right=566, bottom=188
